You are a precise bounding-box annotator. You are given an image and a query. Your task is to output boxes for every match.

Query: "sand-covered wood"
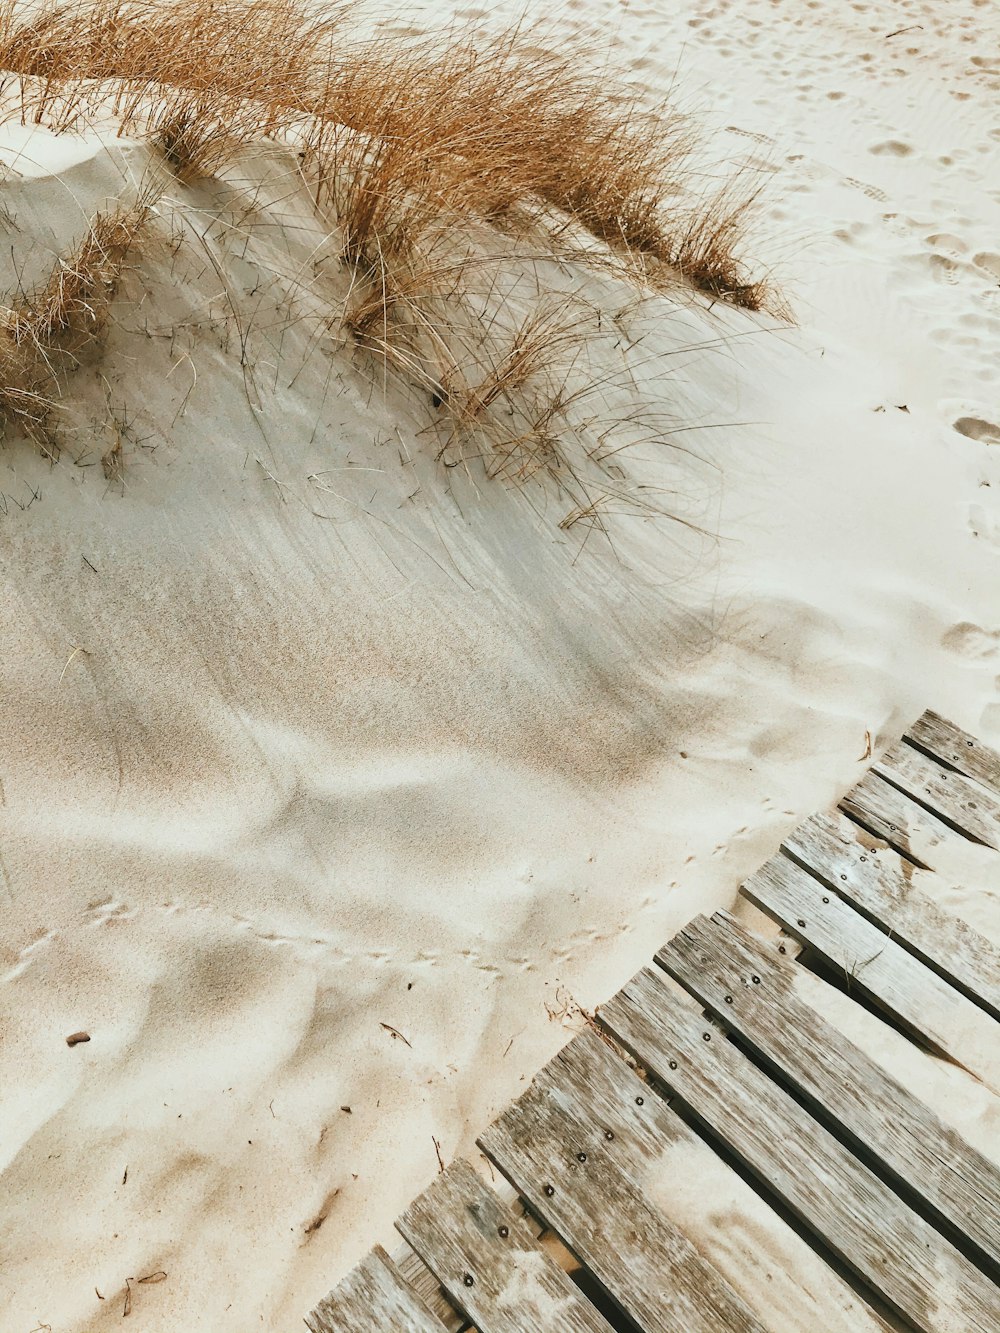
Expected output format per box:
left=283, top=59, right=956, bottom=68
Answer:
left=306, top=1245, right=450, bottom=1333
left=479, top=1031, right=768, bottom=1333
left=656, top=911, right=1000, bottom=1273
left=874, top=741, right=1000, bottom=849
left=840, top=772, right=956, bottom=865
left=397, top=1158, right=614, bottom=1333
left=784, top=809, right=1000, bottom=1018
left=907, top=710, right=1000, bottom=796
left=599, top=968, right=1000, bottom=1333
left=739, top=854, right=1000, bottom=1089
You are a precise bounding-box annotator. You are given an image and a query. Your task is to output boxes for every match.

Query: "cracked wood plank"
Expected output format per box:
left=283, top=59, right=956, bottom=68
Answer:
left=656, top=910, right=1000, bottom=1275
left=305, top=1244, right=450, bottom=1333
left=599, top=967, right=1000, bottom=1333
left=397, top=1157, right=614, bottom=1333
left=784, top=809, right=1000, bottom=1019
left=739, top=852, right=1000, bottom=1091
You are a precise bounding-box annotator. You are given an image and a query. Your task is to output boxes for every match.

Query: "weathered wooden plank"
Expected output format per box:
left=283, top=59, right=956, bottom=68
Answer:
left=599, top=968, right=1000, bottom=1333
left=907, top=710, right=1000, bottom=797
left=740, top=853, right=1000, bottom=1091
left=784, top=809, right=1000, bottom=1019
left=396, top=1158, right=613, bottom=1333
left=306, top=1244, right=451, bottom=1333
left=874, top=741, right=1000, bottom=849
left=840, top=771, right=956, bottom=866
left=479, top=1031, right=769, bottom=1333
left=393, top=1244, right=466, bottom=1332
left=392, top=1173, right=548, bottom=1332
left=482, top=1032, right=894, bottom=1333
left=656, top=911, right=1000, bottom=1274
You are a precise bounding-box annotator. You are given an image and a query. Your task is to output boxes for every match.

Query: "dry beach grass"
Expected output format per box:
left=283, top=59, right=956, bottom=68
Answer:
left=0, top=0, right=778, bottom=511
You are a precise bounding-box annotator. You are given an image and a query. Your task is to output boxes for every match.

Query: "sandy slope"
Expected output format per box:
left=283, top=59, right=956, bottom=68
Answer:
left=1, top=0, right=999, bottom=1328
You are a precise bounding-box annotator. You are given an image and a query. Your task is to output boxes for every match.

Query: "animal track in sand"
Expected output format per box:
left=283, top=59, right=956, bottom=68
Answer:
left=85, top=896, right=138, bottom=925
left=954, top=416, right=1000, bottom=444
left=1, top=928, right=57, bottom=983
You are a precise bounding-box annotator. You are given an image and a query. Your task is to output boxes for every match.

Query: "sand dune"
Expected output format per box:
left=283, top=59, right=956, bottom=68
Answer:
left=0, top=0, right=998, bottom=1328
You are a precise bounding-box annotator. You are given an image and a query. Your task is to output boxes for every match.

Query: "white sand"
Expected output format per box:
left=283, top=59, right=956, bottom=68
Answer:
left=1, top=0, right=999, bottom=1327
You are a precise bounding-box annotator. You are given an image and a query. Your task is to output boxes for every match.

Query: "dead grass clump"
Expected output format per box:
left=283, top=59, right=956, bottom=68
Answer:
left=313, top=32, right=694, bottom=264
left=0, top=193, right=152, bottom=446
left=664, top=187, right=776, bottom=312
left=0, top=1, right=775, bottom=308
left=0, top=0, right=345, bottom=128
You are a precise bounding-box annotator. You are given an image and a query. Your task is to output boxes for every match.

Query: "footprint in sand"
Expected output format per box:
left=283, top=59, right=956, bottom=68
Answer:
left=967, top=502, right=1000, bottom=553
left=954, top=416, right=1000, bottom=444
left=942, top=621, right=1000, bottom=660
left=927, top=233, right=967, bottom=254
left=869, top=140, right=914, bottom=157
left=973, top=252, right=1000, bottom=280
left=845, top=176, right=889, bottom=203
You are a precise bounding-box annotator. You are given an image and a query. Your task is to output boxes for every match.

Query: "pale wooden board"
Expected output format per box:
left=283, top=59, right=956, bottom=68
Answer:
left=739, top=852, right=1000, bottom=1092
left=907, top=710, right=1000, bottom=797
left=306, top=1244, right=451, bottom=1333
left=784, top=809, right=1000, bottom=1019
left=396, top=1158, right=613, bottom=1333
left=479, top=1030, right=770, bottom=1333
left=599, top=968, right=1000, bottom=1333
left=656, top=910, right=1000, bottom=1274
left=874, top=741, right=1000, bottom=850
left=393, top=1244, right=466, bottom=1332
left=840, top=772, right=957, bottom=867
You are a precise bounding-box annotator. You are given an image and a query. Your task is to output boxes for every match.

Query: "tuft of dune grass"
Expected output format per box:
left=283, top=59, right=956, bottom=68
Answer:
left=0, top=0, right=783, bottom=525
left=0, top=190, right=153, bottom=450
left=0, top=0, right=774, bottom=305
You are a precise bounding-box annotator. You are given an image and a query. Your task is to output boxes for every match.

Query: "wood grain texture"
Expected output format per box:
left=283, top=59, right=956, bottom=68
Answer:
left=907, top=710, right=1000, bottom=796
left=397, top=1157, right=614, bottom=1333
left=656, top=910, right=1000, bottom=1275
left=306, top=1245, right=450, bottom=1333
left=393, top=1245, right=466, bottom=1332
left=784, top=809, right=1000, bottom=1019
left=598, top=968, right=1000, bottom=1333
left=840, top=771, right=956, bottom=866
left=479, top=1030, right=769, bottom=1333
left=739, top=853, right=1000, bottom=1091
left=874, top=741, right=1000, bottom=849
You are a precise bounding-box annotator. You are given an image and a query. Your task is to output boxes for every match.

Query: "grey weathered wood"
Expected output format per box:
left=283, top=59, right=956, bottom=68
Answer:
left=479, top=1031, right=769, bottom=1333
left=907, top=710, right=1000, bottom=797
left=874, top=741, right=1000, bottom=849
left=306, top=1245, right=450, bottom=1333
left=599, top=968, right=1000, bottom=1333
left=397, top=1158, right=613, bottom=1333
left=656, top=911, right=1000, bottom=1274
left=840, top=771, right=956, bottom=866
left=393, top=1244, right=466, bottom=1332
left=740, top=852, right=1000, bottom=1091
left=784, top=809, right=1000, bottom=1019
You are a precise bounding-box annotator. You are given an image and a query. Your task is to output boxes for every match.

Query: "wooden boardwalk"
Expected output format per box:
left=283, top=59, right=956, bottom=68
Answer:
left=306, top=710, right=1000, bottom=1333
